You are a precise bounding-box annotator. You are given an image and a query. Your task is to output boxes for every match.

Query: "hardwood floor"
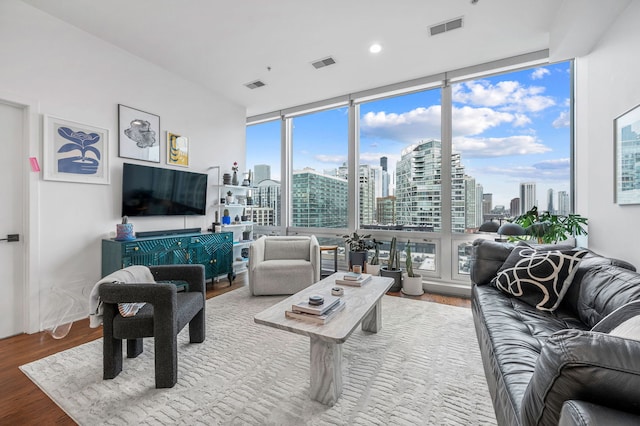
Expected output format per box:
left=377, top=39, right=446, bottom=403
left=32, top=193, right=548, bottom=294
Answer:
left=0, top=274, right=469, bottom=425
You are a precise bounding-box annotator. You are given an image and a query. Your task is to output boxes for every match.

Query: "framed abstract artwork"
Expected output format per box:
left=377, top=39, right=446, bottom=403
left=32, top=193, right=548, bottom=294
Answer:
left=43, top=115, right=110, bottom=184
left=614, top=103, right=640, bottom=205
left=167, top=131, right=189, bottom=167
left=118, top=104, right=160, bottom=163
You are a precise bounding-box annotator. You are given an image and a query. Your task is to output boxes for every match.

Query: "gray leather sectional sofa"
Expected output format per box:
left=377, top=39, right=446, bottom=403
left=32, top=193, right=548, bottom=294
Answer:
left=470, top=239, right=640, bottom=425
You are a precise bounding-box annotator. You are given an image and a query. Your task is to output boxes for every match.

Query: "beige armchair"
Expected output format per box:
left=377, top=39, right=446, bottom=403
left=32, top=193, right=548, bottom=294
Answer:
left=248, top=235, right=321, bottom=295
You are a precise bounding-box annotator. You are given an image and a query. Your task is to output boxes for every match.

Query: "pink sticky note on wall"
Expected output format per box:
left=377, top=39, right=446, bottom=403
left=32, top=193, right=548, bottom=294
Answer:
left=29, top=157, right=40, bottom=172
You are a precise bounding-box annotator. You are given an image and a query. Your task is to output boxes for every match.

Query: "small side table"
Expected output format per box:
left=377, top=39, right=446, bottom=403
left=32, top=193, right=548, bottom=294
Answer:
left=319, top=245, right=339, bottom=278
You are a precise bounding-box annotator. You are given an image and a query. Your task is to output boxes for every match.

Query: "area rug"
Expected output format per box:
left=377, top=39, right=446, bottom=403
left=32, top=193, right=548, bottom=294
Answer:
left=20, top=287, right=496, bottom=425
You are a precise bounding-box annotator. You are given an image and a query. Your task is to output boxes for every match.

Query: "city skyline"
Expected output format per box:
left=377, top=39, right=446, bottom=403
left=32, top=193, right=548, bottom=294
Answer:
left=247, top=61, right=571, bottom=210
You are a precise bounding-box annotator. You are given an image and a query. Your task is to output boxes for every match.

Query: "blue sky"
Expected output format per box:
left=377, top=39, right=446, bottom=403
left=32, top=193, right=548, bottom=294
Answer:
left=248, top=61, right=571, bottom=209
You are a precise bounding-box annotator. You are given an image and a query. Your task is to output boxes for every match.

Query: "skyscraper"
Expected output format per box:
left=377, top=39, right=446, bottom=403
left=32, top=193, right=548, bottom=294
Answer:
left=520, top=182, right=537, bottom=214
left=464, top=176, right=483, bottom=228
left=292, top=169, right=347, bottom=228
left=482, top=193, right=493, bottom=218
left=558, top=191, right=570, bottom=215
left=547, top=188, right=554, bottom=213
left=510, top=198, right=520, bottom=218
left=253, top=164, right=271, bottom=185
left=395, top=139, right=466, bottom=232
left=380, top=156, right=388, bottom=172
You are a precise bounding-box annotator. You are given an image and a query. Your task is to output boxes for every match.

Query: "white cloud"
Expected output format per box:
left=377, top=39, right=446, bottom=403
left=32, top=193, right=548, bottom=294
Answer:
left=452, top=80, right=555, bottom=113
left=360, top=106, right=441, bottom=143
left=531, top=68, right=551, bottom=80
left=552, top=111, right=570, bottom=128
left=452, top=106, right=514, bottom=136
left=452, top=135, right=551, bottom=158
left=533, top=158, right=570, bottom=170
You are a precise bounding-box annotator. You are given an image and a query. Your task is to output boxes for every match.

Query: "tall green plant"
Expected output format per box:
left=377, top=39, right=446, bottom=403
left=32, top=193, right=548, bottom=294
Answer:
left=513, top=206, right=588, bottom=244
left=369, top=238, right=382, bottom=265
left=405, top=240, right=417, bottom=277
left=387, top=236, right=400, bottom=270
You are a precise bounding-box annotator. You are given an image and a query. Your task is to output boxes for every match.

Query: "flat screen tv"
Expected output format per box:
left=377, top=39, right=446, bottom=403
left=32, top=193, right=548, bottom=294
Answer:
left=122, top=163, right=208, bottom=216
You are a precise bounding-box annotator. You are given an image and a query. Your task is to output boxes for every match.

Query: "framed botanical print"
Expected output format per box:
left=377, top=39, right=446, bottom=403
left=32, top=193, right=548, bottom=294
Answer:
left=43, top=115, right=110, bottom=184
left=118, top=104, right=160, bottom=163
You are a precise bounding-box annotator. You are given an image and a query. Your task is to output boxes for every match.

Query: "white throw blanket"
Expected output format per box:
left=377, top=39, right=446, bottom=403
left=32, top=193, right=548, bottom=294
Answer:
left=89, top=265, right=155, bottom=328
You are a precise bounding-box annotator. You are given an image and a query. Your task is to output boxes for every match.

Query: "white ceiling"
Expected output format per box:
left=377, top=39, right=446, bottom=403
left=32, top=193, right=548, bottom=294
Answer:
left=21, top=0, right=629, bottom=117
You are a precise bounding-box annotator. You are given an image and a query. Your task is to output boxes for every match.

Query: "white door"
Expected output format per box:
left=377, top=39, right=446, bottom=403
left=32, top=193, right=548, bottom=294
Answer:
left=0, top=101, right=25, bottom=338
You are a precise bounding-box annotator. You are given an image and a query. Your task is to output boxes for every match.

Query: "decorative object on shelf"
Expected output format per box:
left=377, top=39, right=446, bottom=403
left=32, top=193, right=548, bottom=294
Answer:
left=511, top=206, right=588, bottom=244
left=222, top=173, right=231, bottom=185
left=242, top=171, right=250, bottom=186
left=380, top=236, right=402, bottom=292
left=241, top=208, right=248, bottom=222
left=43, top=115, right=110, bottom=184
left=367, top=238, right=382, bottom=276
left=226, top=190, right=234, bottom=204
left=234, top=214, right=241, bottom=224
left=402, top=240, right=423, bottom=296
left=231, top=161, right=239, bottom=186
left=115, top=216, right=135, bottom=241
left=166, top=132, right=189, bottom=167
left=222, top=208, right=231, bottom=225
left=242, top=228, right=251, bottom=241
left=118, top=104, right=160, bottom=163
left=614, top=103, right=640, bottom=205
left=342, top=231, right=373, bottom=272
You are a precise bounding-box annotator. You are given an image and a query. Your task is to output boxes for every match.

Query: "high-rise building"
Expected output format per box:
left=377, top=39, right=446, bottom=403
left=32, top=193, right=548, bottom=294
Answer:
left=380, top=156, right=388, bottom=172
left=464, top=176, right=483, bottom=229
left=476, top=184, right=484, bottom=225
left=482, top=193, right=493, bottom=219
left=253, top=179, right=281, bottom=226
left=253, top=164, right=271, bottom=185
left=547, top=188, right=554, bottom=213
left=510, top=198, right=520, bottom=218
left=359, top=164, right=376, bottom=225
left=376, top=196, right=396, bottom=225
left=520, top=182, right=537, bottom=214
left=395, top=139, right=466, bottom=232
left=558, top=191, right=570, bottom=215
left=292, top=169, right=347, bottom=228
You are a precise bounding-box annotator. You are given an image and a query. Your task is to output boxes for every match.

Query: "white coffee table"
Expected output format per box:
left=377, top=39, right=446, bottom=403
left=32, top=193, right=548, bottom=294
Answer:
left=253, top=272, right=394, bottom=405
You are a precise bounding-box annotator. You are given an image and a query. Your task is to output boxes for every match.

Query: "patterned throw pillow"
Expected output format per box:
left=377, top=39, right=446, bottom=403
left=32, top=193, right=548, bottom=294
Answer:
left=491, top=247, right=588, bottom=311
left=591, top=300, right=640, bottom=341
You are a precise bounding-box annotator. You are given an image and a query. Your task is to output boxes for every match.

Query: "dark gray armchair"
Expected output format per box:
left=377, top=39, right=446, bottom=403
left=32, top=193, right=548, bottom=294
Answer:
left=98, top=264, right=206, bottom=388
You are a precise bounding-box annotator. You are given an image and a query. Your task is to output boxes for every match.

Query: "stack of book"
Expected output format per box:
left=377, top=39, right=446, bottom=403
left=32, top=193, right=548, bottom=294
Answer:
left=334, top=272, right=372, bottom=286
left=285, top=295, right=346, bottom=324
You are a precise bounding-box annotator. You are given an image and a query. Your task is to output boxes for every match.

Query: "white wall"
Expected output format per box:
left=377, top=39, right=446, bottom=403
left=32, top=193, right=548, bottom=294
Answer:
left=575, top=1, right=640, bottom=268
left=0, top=1, right=246, bottom=332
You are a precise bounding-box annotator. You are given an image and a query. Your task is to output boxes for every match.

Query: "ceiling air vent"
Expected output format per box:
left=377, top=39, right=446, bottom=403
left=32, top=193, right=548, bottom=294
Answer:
left=311, top=56, right=336, bottom=69
left=429, top=17, right=463, bottom=36
left=244, top=80, right=266, bottom=89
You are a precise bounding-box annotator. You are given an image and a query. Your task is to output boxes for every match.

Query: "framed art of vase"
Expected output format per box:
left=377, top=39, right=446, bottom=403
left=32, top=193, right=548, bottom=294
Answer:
left=167, top=131, right=189, bottom=167
left=614, top=103, right=640, bottom=205
left=118, top=104, right=160, bottom=163
left=43, top=115, right=110, bottom=184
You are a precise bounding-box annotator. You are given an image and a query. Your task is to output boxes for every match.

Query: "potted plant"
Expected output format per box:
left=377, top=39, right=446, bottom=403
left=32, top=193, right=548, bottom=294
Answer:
left=402, top=240, right=424, bottom=296
left=512, top=206, right=588, bottom=244
left=342, top=231, right=372, bottom=272
left=380, top=236, right=402, bottom=291
left=226, top=190, right=234, bottom=204
left=367, top=238, right=382, bottom=276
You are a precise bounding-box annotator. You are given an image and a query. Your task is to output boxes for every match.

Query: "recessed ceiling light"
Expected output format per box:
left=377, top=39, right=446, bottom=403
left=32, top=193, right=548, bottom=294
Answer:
left=369, top=43, right=382, bottom=54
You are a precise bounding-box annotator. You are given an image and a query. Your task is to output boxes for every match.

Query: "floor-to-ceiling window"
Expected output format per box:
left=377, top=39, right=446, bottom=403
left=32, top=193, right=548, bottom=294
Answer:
left=291, top=107, right=349, bottom=229
left=246, top=120, right=282, bottom=228
left=245, top=56, right=573, bottom=291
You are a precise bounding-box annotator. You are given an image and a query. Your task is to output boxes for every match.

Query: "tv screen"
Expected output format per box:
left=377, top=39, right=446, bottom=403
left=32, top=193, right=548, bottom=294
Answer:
left=122, top=163, right=208, bottom=216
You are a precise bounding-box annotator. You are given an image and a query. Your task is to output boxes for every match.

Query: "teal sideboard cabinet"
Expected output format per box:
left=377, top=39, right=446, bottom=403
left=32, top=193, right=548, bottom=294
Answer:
left=102, top=232, right=234, bottom=282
